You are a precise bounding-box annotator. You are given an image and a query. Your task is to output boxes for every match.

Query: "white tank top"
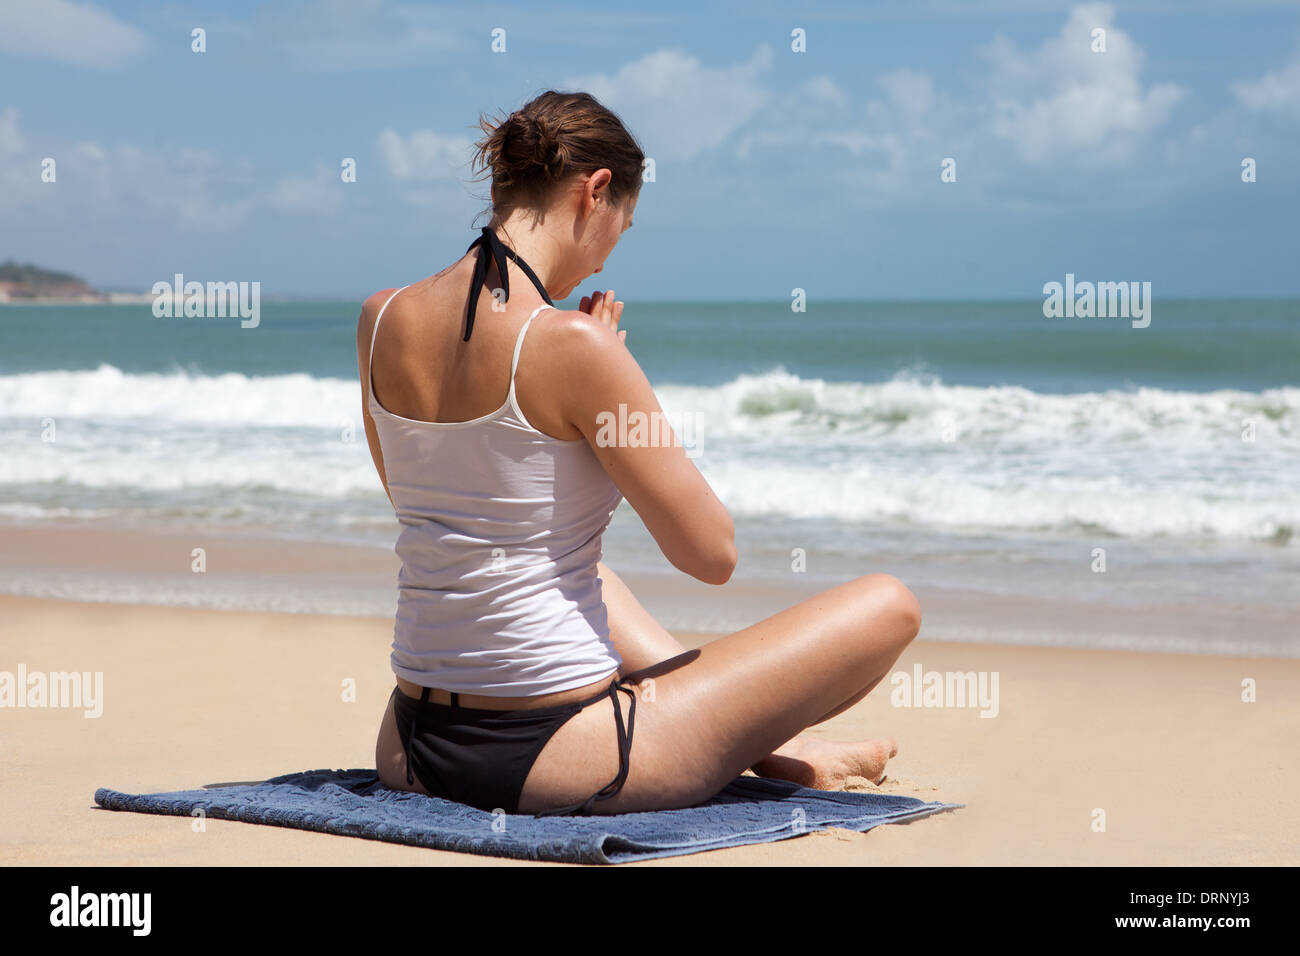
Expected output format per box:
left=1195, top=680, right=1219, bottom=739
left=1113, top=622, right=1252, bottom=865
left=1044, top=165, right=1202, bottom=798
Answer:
left=367, top=287, right=624, bottom=695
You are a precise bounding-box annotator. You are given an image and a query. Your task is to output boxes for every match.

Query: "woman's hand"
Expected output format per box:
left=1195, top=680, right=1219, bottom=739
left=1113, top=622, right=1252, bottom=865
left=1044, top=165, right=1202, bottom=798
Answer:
left=578, top=289, right=626, bottom=344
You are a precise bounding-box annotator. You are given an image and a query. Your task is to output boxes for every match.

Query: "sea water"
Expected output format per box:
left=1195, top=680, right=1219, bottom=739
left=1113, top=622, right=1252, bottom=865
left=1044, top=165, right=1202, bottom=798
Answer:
left=2, top=298, right=1296, bottom=650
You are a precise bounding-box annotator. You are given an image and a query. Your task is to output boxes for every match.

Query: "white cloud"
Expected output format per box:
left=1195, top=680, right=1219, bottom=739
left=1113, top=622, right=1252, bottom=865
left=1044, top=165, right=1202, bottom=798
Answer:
left=733, top=73, right=910, bottom=170
left=862, top=67, right=966, bottom=153
left=1232, top=43, right=1300, bottom=120
left=878, top=68, right=939, bottom=119
left=269, top=162, right=346, bottom=213
left=718, top=3, right=1195, bottom=216
left=626, top=4, right=1183, bottom=189
left=735, top=65, right=970, bottom=182
left=0, top=0, right=148, bottom=68
left=74, top=142, right=256, bottom=230
left=377, top=129, right=476, bottom=181
left=3, top=110, right=374, bottom=233
left=979, top=3, right=1184, bottom=164
left=0, top=111, right=255, bottom=232
left=802, top=74, right=851, bottom=109
left=564, top=45, right=775, bottom=161
left=242, top=0, right=459, bottom=71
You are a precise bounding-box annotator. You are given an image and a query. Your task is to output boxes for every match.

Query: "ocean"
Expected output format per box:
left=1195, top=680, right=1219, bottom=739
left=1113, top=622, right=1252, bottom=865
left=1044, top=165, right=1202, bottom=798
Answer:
left=2, top=298, right=1297, bottom=651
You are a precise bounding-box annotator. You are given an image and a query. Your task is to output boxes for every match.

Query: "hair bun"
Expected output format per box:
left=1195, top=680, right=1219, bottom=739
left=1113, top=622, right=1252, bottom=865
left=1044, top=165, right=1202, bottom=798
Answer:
left=529, top=113, right=567, bottom=181
left=531, top=113, right=553, bottom=150
left=495, top=111, right=562, bottom=183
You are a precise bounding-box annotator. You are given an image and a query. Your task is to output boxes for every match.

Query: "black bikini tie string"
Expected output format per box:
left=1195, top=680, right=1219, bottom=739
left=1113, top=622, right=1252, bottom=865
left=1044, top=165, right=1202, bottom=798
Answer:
left=532, top=678, right=637, bottom=817
left=463, top=225, right=554, bottom=342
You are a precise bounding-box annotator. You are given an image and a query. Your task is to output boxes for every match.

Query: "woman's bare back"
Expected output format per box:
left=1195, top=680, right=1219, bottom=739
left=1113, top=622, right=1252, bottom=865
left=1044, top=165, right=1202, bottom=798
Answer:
left=364, top=255, right=580, bottom=442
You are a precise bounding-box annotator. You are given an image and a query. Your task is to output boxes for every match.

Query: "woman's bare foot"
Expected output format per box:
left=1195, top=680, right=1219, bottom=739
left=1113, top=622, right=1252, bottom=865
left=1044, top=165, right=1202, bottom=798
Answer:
left=751, top=734, right=898, bottom=789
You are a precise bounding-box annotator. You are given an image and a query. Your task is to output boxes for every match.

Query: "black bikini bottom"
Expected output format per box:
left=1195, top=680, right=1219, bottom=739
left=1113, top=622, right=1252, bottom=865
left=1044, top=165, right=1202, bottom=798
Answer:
left=390, top=675, right=638, bottom=817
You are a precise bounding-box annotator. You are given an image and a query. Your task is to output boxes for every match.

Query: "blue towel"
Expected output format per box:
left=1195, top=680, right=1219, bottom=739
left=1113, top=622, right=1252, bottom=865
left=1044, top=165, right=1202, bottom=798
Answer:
left=94, top=769, right=963, bottom=864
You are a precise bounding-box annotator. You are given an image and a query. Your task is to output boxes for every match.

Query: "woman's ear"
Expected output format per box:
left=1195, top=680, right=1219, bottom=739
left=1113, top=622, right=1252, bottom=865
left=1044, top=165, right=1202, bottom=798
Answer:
left=587, top=168, right=613, bottom=207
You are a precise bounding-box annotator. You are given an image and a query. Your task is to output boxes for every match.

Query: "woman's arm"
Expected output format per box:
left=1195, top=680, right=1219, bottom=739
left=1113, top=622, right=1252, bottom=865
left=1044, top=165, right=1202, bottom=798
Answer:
left=551, top=299, right=737, bottom=585
left=356, top=289, right=398, bottom=508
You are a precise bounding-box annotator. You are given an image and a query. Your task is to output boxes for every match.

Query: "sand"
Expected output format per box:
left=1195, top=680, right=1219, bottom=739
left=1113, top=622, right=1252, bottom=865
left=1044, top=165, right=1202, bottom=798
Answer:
left=3, top=591, right=1296, bottom=866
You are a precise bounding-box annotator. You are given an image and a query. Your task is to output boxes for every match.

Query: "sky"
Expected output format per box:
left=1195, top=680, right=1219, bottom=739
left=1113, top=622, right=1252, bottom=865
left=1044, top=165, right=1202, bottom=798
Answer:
left=1, top=0, right=1299, bottom=301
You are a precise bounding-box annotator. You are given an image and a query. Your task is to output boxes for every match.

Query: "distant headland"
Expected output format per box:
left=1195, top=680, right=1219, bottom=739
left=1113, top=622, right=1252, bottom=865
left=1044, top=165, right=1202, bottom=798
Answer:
left=0, top=260, right=152, bottom=304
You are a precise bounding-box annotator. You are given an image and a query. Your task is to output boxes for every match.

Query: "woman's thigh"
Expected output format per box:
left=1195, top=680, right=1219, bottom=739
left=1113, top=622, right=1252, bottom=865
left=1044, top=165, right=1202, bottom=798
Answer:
left=518, top=573, right=921, bottom=813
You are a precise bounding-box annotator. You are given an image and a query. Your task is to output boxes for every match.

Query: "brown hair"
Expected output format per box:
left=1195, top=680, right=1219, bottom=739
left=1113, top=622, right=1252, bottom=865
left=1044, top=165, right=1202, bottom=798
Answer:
left=471, top=90, right=645, bottom=220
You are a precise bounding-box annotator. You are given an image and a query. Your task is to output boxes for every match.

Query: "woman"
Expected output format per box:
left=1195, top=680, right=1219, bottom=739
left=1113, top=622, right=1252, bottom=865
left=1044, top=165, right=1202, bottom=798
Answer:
left=360, top=90, right=921, bottom=816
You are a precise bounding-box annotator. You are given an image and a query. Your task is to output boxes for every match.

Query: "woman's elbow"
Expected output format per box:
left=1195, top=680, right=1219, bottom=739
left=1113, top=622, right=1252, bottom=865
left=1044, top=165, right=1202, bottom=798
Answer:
left=697, top=539, right=737, bottom=585
left=662, top=508, right=736, bottom=584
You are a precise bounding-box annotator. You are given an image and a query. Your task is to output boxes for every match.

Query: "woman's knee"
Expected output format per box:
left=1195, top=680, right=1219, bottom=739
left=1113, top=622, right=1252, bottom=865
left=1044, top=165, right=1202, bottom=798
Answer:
left=850, top=573, right=922, bottom=646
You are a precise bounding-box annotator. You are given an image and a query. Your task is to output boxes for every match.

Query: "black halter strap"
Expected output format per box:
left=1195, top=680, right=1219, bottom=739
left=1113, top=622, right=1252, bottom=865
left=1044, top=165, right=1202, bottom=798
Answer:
left=463, top=225, right=554, bottom=342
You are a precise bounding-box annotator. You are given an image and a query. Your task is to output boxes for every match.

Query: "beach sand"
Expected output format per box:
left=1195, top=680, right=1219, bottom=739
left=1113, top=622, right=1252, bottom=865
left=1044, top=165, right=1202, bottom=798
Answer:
left=3, top=589, right=1296, bottom=866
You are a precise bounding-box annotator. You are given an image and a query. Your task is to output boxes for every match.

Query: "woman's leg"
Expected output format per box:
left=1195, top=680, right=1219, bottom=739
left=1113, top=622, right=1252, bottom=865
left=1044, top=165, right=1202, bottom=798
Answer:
left=519, top=570, right=921, bottom=813
left=597, top=560, right=689, bottom=675
left=597, top=561, right=901, bottom=787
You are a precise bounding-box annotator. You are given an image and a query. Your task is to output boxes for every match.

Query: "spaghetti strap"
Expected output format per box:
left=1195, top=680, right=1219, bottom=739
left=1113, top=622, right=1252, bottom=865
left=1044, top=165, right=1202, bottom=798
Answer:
left=509, top=304, right=554, bottom=383
left=367, top=285, right=409, bottom=401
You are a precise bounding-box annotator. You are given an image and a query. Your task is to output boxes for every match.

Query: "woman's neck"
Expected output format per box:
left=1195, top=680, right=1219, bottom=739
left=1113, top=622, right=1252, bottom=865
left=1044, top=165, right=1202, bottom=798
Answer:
left=490, top=213, right=566, bottom=299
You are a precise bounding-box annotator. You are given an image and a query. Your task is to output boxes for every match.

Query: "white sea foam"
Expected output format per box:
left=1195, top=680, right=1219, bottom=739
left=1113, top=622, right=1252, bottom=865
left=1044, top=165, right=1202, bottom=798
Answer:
left=2, top=365, right=1296, bottom=542
left=0, top=363, right=354, bottom=427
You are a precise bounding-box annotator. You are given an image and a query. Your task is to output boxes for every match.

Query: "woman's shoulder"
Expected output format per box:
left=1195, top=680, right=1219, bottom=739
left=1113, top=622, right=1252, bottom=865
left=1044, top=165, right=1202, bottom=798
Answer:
left=521, top=307, right=631, bottom=393
left=520, top=306, right=639, bottom=414
left=355, top=288, right=404, bottom=356
left=529, top=305, right=622, bottom=351
left=361, top=285, right=403, bottom=316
